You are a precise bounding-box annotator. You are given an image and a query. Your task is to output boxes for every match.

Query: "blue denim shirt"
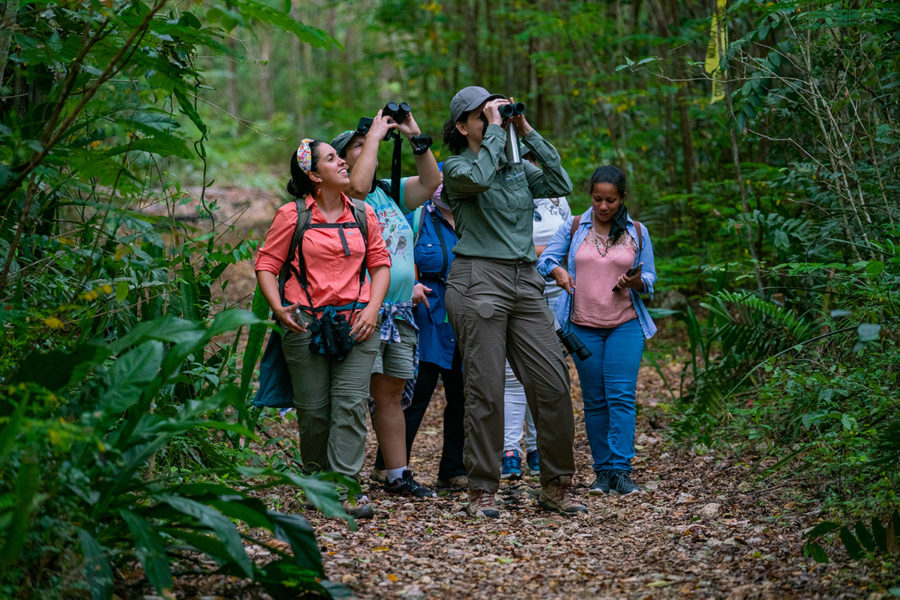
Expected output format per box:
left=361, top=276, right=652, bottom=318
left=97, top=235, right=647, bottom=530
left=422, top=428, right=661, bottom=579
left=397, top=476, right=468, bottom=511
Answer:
left=406, top=201, right=460, bottom=369
left=537, top=209, right=658, bottom=339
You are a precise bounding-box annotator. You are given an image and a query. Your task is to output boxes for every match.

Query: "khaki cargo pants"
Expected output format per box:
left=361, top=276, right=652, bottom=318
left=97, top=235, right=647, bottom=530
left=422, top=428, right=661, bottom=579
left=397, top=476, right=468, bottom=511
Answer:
left=282, top=310, right=380, bottom=478
left=445, top=256, right=576, bottom=492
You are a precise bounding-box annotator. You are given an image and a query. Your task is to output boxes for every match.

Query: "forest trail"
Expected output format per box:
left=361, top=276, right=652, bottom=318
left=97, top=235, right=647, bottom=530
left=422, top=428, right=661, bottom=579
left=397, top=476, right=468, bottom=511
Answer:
left=193, top=187, right=860, bottom=599
left=250, top=361, right=852, bottom=600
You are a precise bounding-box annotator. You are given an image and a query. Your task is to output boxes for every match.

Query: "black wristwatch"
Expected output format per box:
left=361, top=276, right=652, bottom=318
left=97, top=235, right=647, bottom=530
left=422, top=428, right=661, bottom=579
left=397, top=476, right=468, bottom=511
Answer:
left=410, top=134, right=433, bottom=155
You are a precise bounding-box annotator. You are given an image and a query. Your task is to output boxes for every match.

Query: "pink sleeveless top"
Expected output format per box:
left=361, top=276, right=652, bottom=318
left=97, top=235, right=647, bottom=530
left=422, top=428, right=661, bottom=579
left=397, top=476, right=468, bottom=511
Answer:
left=571, top=229, right=638, bottom=329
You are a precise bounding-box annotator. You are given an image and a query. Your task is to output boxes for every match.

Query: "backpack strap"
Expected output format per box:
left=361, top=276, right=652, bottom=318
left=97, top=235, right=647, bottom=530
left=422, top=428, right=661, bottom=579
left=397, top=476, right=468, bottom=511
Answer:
left=411, top=205, right=425, bottom=245
left=277, top=198, right=311, bottom=304
left=570, top=214, right=581, bottom=239
left=633, top=220, right=643, bottom=254
left=278, top=197, right=370, bottom=314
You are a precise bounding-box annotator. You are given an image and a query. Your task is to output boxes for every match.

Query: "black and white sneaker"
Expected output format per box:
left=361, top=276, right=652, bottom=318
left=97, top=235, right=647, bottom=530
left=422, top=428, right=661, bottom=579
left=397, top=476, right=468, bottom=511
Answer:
left=609, top=470, right=640, bottom=495
left=384, top=470, right=437, bottom=498
left=589, top=470, right=612, bottom=495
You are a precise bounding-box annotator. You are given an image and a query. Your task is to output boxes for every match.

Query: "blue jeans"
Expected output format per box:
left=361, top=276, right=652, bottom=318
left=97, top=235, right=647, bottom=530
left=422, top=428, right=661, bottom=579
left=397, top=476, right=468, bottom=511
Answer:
left=572, top=318, right=644, bottom=473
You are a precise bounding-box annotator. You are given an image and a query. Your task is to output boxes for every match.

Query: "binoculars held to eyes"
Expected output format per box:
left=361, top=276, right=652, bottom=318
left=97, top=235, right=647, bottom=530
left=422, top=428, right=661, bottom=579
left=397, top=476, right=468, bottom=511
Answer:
left=383, top=101, right=411, bottom=124
left=355, top=101, right=412, bottom=142
left=498, top=101, right=526, bottom=119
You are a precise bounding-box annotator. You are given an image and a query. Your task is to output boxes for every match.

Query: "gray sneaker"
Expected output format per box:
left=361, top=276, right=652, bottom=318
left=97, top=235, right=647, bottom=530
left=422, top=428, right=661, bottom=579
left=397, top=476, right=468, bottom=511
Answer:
left=342, top=495, right=374, bottom=520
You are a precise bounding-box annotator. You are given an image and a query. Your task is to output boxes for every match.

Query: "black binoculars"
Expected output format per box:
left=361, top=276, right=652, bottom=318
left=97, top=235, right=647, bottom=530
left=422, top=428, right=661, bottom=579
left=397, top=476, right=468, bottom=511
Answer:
left=499, top=102, right=526, bottom=119
left=356, top=116, right=394, bottom=142
left=383, top=101, right=411, bottom=124
left=557, top=327, right=591, bottom=361
left=308, top=311, right=355, bottom=361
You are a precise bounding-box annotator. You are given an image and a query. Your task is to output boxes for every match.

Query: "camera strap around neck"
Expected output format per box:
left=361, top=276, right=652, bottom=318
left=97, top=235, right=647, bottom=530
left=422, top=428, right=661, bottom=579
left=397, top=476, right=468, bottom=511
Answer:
left=390, top=134, right=402, bottom=203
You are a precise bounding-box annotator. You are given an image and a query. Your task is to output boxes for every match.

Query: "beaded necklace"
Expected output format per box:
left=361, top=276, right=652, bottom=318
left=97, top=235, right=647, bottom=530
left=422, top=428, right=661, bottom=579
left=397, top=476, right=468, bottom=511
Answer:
left=590, top=221, right=612, bottom=257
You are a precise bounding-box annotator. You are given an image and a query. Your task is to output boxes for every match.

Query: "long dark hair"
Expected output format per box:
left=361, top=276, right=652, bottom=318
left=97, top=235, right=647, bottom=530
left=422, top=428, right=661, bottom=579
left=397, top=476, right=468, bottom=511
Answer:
left=286, top=140, right=322, bottom=199
left=590, top=165, right=630, bottom=242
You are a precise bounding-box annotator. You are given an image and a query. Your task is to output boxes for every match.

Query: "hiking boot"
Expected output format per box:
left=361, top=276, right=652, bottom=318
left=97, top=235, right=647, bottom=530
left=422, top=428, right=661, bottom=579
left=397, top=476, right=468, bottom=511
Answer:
left=342, top=495, right=374, bottom=520
left=589, top=470, right=612, bottom=495
left=539, top=476, right=588, bottom=515
left=525, top=449, right=540, bottom=475
left=466, top=489, right=500, bottom=518
left=435, top=474, right=468, bottom=491
left=609, top=470, right=640, bottom=495
left=383, top=470, right=437, bottom=498
left=501, top=449, right=522, bottom=480
left=369, top=467, right=386, bottom=484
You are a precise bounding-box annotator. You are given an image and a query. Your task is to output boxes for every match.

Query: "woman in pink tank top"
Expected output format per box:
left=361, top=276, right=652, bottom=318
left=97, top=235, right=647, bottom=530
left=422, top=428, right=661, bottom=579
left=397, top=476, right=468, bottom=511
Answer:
left=537, top=165, right=658, bottom=497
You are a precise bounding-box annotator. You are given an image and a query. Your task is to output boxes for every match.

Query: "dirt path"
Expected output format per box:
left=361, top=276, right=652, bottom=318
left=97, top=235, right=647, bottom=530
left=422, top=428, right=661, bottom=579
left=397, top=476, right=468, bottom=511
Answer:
left=253, top=359, right=869, bottom=600
left=189, top=186, right=872, bottom=599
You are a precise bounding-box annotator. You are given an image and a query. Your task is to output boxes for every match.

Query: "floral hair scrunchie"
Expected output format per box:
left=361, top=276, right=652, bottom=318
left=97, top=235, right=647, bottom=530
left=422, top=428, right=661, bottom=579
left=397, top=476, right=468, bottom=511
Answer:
left=296, top=138, right=314, bottom=173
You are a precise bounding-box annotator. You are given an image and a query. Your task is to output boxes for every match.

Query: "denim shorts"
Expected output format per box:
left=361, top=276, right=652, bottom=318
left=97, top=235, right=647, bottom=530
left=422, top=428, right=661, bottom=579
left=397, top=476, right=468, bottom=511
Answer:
left=372, top=317, right=417, bottom=379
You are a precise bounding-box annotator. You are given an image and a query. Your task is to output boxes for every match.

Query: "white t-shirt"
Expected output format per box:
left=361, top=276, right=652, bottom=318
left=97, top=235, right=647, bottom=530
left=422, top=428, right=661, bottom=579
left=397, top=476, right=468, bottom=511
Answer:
left=533, top=196, right=571, bottom=248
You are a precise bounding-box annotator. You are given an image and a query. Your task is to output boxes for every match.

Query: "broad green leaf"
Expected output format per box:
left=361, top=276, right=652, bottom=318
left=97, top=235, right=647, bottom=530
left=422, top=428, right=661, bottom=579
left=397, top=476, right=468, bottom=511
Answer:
left=854, top=521, right=875, bottom=552
left=78, top=529, right=114, bottom=600
left=268, top=511, right=324, bottom=574
left=804, top=541, right=829, bottom=563
left=210, top=497, right=274, bottom=531
left=805, top=521, right=840, bottom=538
left=865, top=260, right=884, bottom=276
left=101, top=340, right=164, bottom=413
left=116, top=280, right=130, bottom=302
left=0, top=454, right=39, bottom=571
left=206, top=308, right=266, bottom=339
left=839, top=526, right=863, bottom=559
left=241, top=285, right=271, bottom=398
left=872, top=516, right=888, bottom=552
left=159, top=495, right=252, bottom=576
left=109, top=315, right=201, bottom=353
left=120, top=510, right=174, bottom=594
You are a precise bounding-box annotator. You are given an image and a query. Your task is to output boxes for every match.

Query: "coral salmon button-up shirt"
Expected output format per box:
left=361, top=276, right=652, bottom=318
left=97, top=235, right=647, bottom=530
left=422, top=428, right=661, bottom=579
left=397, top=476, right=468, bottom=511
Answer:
left=255, top=194, right=391, bottom=308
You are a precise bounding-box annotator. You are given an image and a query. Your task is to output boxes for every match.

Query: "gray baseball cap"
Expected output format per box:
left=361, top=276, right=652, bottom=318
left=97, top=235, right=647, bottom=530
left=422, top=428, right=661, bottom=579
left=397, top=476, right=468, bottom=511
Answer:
left=449, top=86, right=505, bottom=123
left=330, top=129, right=359, bottom=157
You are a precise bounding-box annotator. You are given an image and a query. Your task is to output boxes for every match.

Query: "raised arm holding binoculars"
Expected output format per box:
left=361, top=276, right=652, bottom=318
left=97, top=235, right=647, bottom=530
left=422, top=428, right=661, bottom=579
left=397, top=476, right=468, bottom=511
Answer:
left=440, top=86, right=586, bottom=519
left=330, top=103, right=440, bottom=504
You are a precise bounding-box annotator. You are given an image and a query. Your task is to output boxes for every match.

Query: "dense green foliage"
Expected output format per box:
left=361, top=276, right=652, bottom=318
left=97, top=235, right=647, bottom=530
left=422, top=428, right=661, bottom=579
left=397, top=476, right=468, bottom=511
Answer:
left=1, top=0, right=898, bottom=595
left=0, top=0, right=352, bottom=597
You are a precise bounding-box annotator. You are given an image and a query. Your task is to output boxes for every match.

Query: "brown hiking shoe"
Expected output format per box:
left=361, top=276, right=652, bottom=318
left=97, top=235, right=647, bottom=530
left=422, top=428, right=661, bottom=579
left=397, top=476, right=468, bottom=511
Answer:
left=466, top=489, right=500, bottom=518
left=435, top=474, right=468, bottom=491
left=539, top=476, right=588, bottom=515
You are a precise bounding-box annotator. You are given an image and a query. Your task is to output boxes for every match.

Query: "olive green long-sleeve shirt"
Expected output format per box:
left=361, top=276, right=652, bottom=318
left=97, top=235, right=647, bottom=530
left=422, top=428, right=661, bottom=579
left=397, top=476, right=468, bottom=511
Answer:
left=443, top=124, right=573, bottom=262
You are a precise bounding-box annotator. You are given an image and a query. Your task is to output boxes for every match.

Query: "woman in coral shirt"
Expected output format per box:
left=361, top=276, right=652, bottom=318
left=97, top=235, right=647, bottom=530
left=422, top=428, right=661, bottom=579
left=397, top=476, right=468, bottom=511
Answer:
left=256, top=139, right=390, bottom=517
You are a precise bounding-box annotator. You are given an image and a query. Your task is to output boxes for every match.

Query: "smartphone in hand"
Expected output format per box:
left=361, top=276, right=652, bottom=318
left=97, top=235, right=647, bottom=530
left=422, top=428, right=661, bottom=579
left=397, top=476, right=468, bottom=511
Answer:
left=612, top=263, right=642, bottom=292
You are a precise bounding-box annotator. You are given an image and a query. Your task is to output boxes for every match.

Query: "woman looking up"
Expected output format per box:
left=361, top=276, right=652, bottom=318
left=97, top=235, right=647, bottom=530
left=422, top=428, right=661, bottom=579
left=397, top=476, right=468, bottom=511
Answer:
left=537, top=165, right=658, bottom=496
left=255, top=139, right=391, bottom=517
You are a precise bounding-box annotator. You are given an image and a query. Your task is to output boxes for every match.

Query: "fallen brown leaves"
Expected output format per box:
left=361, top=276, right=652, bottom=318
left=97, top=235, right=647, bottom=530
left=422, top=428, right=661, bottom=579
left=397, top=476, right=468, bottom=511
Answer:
left=243, top=360, right=875, bottom=600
